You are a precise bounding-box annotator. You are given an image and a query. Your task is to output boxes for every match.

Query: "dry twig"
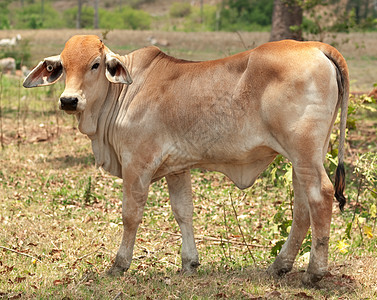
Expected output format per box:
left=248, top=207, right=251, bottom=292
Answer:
left=0, top=245, right=42, bottom=263
left=113, top=291, right=123, bottom=300
left=222, top=201, right=232, bottom=260
left=139, top=226, right=265, bottom=248
left=229, top=193, right=256, bottom=264
left=0, top=73, right=3, bottom=149
left=235, top=31, right=248, bottom=50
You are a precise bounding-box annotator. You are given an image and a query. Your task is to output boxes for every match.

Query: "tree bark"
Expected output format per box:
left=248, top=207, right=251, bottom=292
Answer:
left=41, top=0, right=44, bottom=22
left=270, top=0, right=303, bottom=42
left=94, top=0, right=99, bottom=29
left=76, top=0, right=82, bottom=29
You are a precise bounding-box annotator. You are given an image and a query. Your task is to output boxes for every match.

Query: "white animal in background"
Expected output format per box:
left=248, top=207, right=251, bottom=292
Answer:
left=0, top=34, right=22, bottom=47
left=147, top=36, right=169, bottom=47
left=21, top=65, right=30, bottom=77
left=14, top=66, right=30, bottom=78
left=0, top=57, right=16, bottom=73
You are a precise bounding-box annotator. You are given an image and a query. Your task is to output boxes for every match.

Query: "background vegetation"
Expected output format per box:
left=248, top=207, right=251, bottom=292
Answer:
left=0, top=0, right=376, bottom=32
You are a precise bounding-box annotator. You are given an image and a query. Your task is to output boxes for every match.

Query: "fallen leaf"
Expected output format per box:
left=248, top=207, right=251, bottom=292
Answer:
left=325, top=272, right=335, bottom=278
left=9, top=293, right=22, bottom=299
left=241, top=290, right=262, bottom=299
left=215, top=292, right=227, bottom=298
left=49, top=249, right=61, bottom=255
left=53, top=279, right=63, bottom=285
left=294, top=292, right=313, bottom=299
left=84, top=279, right=93, bottom=286
left=0, top=265, right=14, bottom=274
left=53, top=276, right=72, bottom=286
left=265, top=291, right=281, bottom=298
left=363, top=225, right=373, bottom=239
left=341, top=274, right=354, bottom=282
left=15, top=276, right=26, bottom=283
left=85, top=216, right=94, bottom=223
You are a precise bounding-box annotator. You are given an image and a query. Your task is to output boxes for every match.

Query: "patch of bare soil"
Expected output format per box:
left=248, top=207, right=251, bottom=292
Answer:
left=0, top=118, right=78, bottom=146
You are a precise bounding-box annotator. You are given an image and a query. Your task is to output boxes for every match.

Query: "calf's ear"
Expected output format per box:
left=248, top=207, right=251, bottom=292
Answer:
left=105, top=52, right=132, bottom=85
left=23, top=55, right=63, bottom=88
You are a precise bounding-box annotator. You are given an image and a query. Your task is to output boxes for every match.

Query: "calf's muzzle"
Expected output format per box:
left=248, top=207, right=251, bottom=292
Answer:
left=60, top=97, right=78, bottom=111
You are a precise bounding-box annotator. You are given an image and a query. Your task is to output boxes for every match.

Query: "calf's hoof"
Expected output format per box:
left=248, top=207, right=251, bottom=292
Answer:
left=301, top=271, right=325, bottom=287
left=181, top=261, right=200, bottom=274
left=267, top=258, right=293, bottom=278
left=107, top=263, right=129, bottom=277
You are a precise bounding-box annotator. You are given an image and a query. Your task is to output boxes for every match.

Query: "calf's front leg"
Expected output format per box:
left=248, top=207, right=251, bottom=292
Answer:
left=166, top=170, right=200, bottom=273
left=107, top=173, right=149, bottom=276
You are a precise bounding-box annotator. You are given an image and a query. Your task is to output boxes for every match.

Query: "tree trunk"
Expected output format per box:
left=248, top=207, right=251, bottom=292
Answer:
left=362, top=0, right=370, bottom=20
left=94, top=0, right=99, bottom=29
left=76, top=0, right=82, bottom=29
left=270, top=0, right=303, bottom=42
left=200, top=0, right=204, bottom=23
left=41, top=0, right=44, bottom=22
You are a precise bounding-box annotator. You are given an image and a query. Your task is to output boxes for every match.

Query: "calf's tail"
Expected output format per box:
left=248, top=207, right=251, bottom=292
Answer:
left=319, top=43, right=349, bottom=211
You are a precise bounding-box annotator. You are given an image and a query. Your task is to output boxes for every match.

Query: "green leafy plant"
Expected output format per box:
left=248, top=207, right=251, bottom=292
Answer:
left=100, top=7, right=151, bottom=30
left=15, top=2, right=65, bottom=29
left=63, top=6, right=95, bottom=29
left=344, top=152, right=377, bottom=244
left=83, top=176, right=93, bottom=205
left=220, top=0, right=273, bottom=29
left=170, top=2, right=192, bottom=18
left=0, top=0, right=11, bottom=29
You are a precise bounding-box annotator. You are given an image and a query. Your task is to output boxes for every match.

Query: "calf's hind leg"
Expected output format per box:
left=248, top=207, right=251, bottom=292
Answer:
left=166, top=170, right=200, bottom=273
left=300, top=165, right=334, bottom=285
left=268, top=163, right=334, bottom=285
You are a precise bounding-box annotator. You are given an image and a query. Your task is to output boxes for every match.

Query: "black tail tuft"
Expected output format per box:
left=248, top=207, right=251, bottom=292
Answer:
left=334, top=163, right=346, bottom=212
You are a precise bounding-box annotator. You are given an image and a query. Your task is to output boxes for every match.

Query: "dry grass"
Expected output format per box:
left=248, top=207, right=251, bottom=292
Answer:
left=1, top=126, right=376, bottom=298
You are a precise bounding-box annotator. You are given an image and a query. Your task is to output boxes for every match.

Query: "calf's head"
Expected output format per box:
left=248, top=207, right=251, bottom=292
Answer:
left=23, top=35, right=132, bottom=135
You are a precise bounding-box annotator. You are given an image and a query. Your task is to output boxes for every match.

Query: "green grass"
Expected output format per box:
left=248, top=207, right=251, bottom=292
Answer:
left=0, top=57, right=377, bottom=298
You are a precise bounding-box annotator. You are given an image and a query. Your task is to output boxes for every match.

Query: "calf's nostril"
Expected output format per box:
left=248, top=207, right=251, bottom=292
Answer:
left=60, top=97, right=79, bottom=111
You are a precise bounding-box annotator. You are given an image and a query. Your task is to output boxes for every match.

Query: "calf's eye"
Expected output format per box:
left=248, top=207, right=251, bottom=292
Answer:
left=91, top=63, right=100, bottom=70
